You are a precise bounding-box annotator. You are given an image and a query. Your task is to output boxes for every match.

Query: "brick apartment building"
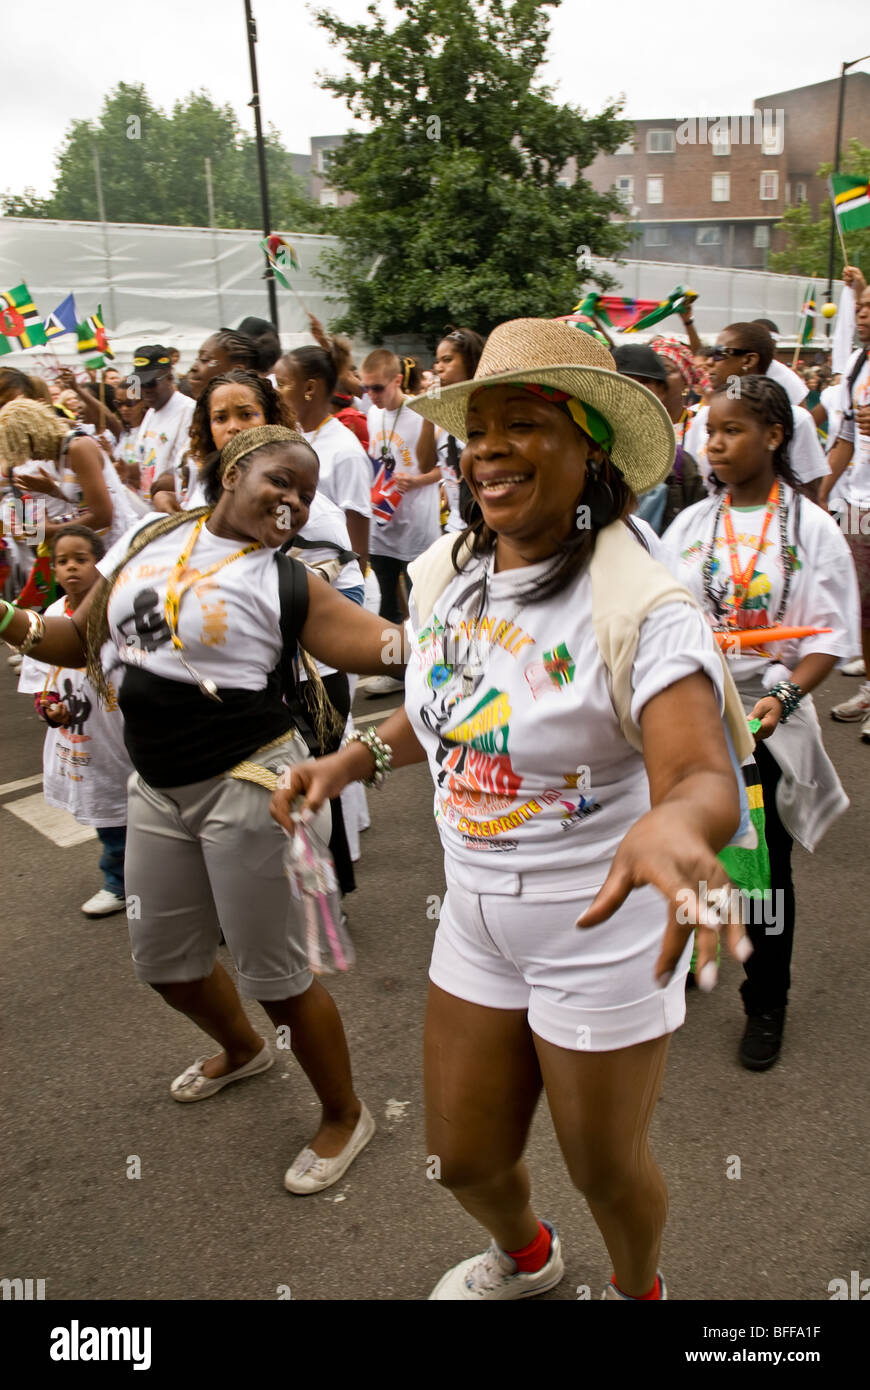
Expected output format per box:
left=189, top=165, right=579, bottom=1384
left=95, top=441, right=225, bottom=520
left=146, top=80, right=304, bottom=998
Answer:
left=582, top=72, right=870, bottom=270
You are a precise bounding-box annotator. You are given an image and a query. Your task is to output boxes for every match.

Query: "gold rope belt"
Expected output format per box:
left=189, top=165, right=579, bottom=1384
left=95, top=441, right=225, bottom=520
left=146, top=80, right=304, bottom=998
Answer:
left=227, top=731, right=297, bottom=793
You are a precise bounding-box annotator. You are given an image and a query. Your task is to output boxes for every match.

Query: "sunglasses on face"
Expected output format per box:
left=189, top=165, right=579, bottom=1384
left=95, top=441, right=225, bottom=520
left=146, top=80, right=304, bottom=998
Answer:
left=707, top=346, right=752, bottom=362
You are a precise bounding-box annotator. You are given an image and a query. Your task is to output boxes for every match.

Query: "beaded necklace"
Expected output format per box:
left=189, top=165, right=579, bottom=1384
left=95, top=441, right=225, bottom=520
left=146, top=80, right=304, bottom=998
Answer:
left=701, top=482, right=795, bottom=630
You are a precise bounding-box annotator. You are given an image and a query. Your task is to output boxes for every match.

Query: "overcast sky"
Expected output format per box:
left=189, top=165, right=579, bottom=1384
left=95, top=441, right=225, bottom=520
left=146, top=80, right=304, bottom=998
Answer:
left=5, top=0, right=869, bottom=200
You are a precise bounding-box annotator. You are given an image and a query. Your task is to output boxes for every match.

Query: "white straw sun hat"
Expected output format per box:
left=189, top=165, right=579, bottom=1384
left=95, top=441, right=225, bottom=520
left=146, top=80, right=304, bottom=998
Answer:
left=407, top=317, right=675, bottom=495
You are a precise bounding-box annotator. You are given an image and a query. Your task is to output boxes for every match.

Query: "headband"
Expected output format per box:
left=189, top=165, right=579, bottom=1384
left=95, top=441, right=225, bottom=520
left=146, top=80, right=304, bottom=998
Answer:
left=218, top=425, right=310, bottom=478
left=471, top=381, right=615, bottom=452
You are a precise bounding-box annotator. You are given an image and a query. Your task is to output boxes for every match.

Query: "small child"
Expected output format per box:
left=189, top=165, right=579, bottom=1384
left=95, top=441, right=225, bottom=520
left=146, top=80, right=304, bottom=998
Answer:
left=17, top=524, right=133, bottom=917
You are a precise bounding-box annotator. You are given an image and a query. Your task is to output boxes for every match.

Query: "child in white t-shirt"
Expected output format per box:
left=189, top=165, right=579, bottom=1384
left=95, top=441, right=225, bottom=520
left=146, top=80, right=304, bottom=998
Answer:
left=17, top=525, right=132, bottom=917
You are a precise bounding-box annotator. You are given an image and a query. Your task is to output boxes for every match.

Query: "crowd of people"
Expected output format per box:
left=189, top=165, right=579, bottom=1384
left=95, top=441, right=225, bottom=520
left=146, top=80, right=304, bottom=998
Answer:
left=1, top=266, right=868, bottom=1300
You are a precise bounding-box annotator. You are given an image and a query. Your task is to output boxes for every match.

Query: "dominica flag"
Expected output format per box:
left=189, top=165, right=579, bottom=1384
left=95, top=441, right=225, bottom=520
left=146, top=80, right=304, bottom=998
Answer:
left=260, top=234, right=300, bottom=289
left=573, top=287, right=698, bottom=333
left=0, top=283, right=49, bottom=354
left=624, top=286, right=698, bottom=333
left=830, top=172, right=870, bottom=233
left=800, top=284, right=816, bottom=344
left=43, top=293, right=79, bottom=340
left=76, top=305, right=114, bottom=361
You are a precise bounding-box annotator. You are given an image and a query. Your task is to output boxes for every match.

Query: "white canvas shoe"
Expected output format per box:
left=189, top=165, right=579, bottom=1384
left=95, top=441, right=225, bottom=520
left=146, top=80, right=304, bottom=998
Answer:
left=840, top=657, right=866, bottom=676
left=283, top=1102, right=375, bottom=1194
left=170, top=1043, right=273, bottom=1102
left=81, top=889, right=127, bottom=917
left=428, top=1224, right=564, bottom=1300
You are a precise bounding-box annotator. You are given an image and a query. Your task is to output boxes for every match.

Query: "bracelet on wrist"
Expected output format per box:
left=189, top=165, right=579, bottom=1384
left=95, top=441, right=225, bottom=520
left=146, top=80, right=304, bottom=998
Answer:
left=768, top=679, right=802, bottom=723
left=346, top=727, right=394, bottom=788
left=0, top=600, right=17, bottom=636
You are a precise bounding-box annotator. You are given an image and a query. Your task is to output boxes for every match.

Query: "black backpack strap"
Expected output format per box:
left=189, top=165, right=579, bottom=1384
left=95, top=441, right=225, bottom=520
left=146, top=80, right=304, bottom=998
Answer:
left=275, top=549, right=311, bottom=709
left=844, top=348, right=868, bottom=420
left=288, top=534, right=359, bottom=567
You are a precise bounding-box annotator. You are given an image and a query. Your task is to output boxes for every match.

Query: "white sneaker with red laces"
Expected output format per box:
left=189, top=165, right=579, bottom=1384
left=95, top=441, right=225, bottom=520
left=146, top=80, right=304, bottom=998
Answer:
left=428, top=1224, right=564, bottom=1300
left=831, top=682, right=870, bottom=722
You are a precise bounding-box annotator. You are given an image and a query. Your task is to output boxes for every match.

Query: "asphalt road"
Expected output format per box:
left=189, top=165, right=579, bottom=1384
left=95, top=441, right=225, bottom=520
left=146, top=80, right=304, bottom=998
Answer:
left=1, top=661, right=868, bottom=1302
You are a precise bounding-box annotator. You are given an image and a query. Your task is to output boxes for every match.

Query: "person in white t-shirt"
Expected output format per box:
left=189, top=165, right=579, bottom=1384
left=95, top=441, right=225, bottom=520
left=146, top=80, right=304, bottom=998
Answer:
left=275, top=344, right=372, bottom=569
left=417, top=327, right=486, bottom=534
left=663, top=375, right=857, bottom=1070
left=273, top=318, right=751, bottom=1302
left=822, top=270, right=870, bottom=729
left=1, top=426, right=408, bottom=1197
left=17, top=524, right=133, bottom=917
left=361, top=348, right=442, bottom=623
left=125, top=346, right=195, bottom=500
left=686, top=322, right=828, bottom=497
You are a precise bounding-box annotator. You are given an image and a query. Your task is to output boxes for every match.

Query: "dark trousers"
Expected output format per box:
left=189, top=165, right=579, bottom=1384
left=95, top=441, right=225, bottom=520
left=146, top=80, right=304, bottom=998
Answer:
left=369, top=553, right=409, bottom=625
left=97, top=825, right=127, bottom=898
left=740, top=741, right=795, bottom=1015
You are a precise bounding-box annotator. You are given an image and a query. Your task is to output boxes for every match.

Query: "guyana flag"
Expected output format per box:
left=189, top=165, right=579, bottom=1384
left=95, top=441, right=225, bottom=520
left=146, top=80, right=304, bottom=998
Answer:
left=259, top=234, right=300, bottom=290
left=830, top=172, right=870, bottom=233
left=800, top=284, right=816, bottom=345
left=0, top=283, right=49, bottom=354
left=76, top=305, right=114, bottom=361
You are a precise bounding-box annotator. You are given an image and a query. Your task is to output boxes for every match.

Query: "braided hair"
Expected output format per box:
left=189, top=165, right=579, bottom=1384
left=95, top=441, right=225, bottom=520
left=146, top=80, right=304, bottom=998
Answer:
left=289, top=345, right=337, bottom=397
left=709, top=374, right=799, bottom=490
left=212, top=329, right=260, bottom=372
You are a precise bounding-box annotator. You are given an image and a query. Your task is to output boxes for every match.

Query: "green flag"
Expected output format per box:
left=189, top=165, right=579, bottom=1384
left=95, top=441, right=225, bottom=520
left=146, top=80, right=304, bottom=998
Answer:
left=830, top=172, right=870, bottom=233
left=0, top=283, right=48, bottom=354
left=800, top=284, right=815, bottom=345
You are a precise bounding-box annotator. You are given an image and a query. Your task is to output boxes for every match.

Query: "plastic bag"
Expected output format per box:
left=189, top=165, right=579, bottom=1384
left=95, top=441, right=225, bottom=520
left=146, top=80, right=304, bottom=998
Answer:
left=283, top=820, right=355, bottom=975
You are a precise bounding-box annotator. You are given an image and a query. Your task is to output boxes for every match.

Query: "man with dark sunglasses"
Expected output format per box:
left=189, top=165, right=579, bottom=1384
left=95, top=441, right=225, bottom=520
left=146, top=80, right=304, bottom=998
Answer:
left=686, top=323, right=828, bottom=497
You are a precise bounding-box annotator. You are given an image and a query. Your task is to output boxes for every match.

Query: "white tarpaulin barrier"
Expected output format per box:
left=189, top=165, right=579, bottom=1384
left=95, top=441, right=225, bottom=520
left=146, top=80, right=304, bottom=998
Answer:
left=588, top=258, right=843, bottom=347
left=0, top=217, right=348, bottom=364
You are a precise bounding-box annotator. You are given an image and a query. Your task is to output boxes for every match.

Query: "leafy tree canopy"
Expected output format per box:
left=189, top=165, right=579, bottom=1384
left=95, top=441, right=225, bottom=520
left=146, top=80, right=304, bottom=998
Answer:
left=769, top=139, right=870, bottom=283
left=1, top=82, right=325, bottom=232
left=313, top=0, right=633, bottom=340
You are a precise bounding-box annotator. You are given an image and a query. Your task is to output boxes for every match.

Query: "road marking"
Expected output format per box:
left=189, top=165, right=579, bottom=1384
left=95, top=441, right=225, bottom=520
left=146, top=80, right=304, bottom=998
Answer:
left=4, top=795, right=96, bottom=846
left=0, top=773, right=43, bottom=798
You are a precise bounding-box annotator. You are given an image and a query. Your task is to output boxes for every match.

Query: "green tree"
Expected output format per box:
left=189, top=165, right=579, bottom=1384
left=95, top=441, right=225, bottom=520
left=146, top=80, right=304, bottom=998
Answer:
left=313, top=0, right=633, bottom=340
left=769, top=139, right=870, bottom=282
left=1, top=83, right=324, bottom=231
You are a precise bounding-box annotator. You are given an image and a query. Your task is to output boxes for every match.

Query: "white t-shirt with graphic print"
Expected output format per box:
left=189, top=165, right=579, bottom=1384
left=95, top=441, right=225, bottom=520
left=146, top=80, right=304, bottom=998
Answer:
left=98, top=515, right=286, bottom=691
left=132, top=391, right=195, bottom=497
left=404, top=549, right=724, bottom=875
left=368, top=401, right=440, bottom=561
left=662, top=484, right=859, bottom=683
left=18, top=597, right=132, bottom=826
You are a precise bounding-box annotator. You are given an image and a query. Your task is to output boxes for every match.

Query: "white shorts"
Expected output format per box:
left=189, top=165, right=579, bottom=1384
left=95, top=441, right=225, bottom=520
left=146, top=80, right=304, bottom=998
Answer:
left=429, top=856, right=693, bottom=1052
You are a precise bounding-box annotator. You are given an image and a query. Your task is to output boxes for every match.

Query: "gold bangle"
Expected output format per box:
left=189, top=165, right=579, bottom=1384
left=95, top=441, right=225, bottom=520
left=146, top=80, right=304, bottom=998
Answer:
left=17, top=609, right=46, bottom=655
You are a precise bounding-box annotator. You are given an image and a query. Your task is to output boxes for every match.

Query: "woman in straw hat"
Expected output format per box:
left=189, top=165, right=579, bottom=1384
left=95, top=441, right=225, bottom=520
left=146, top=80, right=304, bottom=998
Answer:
left=271, top=319, right=752, bottom=1300
left=0, top=425, right=408, bottom=1196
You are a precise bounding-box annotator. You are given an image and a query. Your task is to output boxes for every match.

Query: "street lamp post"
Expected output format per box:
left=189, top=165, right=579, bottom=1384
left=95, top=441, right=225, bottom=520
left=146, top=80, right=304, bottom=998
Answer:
left=243, top=0, right=279, bottom=330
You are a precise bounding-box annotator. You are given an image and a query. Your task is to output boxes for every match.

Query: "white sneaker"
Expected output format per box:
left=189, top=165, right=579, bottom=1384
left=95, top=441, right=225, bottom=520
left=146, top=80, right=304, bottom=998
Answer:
left=428, top=1224, right=564, bottom=1300
left=363, top=674, right=405, bottom=696
left=81, top=889, right=127, bottom=917
left=7, top=651, right=22, bottom=669
left=831, top=682, right=870, bottom=722
left=283, top=1102, right=375, bottom=1194
left=602, top=1271, right=668, bottom=1300
left=841, top=657, right=866, bottom=677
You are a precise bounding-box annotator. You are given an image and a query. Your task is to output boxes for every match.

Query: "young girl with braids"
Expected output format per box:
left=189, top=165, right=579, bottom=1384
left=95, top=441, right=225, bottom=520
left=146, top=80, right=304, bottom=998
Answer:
left=663, top=376, right=859, bottom=1070
left=1, top=425, right=406, bottom=1194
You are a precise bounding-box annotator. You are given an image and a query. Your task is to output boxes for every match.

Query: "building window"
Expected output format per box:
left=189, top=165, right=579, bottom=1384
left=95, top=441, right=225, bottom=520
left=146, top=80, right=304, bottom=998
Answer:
left=761, top=124, right=783, bottom=156
left=646, top=176, right=664, bottom=204
left=753, top=225, right=771, bottom=248
left=795, top=181, right=807, bottom=204
left=696, top=226, right=722, bottom=245
left=646, top=130, right=675, bottom=154
left=711, top=173, right=730, bottom=202
left=711, top=127, right=731, bottom=156
left=644, top=226, right=669, bottom=246
left=615, top=175, right=634, bottom=204
left=614, top=139, right=635, bottom=155
left=319, top=188, right=338, bottom=207
left=760, top=171, right=779, bottom=200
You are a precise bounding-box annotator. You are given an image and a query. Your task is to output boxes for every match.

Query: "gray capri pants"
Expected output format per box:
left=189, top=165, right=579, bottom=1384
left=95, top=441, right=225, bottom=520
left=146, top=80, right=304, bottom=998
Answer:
left=124, top=734, right=324, bottom=1000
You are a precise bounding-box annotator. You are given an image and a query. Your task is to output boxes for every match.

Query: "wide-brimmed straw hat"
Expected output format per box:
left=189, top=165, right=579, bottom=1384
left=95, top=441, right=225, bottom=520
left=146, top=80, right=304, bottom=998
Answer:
left=407, top=318, right=675, bottom=495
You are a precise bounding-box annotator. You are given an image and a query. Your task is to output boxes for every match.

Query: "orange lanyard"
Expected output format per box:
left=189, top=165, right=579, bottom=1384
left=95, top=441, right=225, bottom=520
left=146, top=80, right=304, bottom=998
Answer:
left=164, top=516, right=260, bottom=654
left=720, top=481, right=779, bottom=622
